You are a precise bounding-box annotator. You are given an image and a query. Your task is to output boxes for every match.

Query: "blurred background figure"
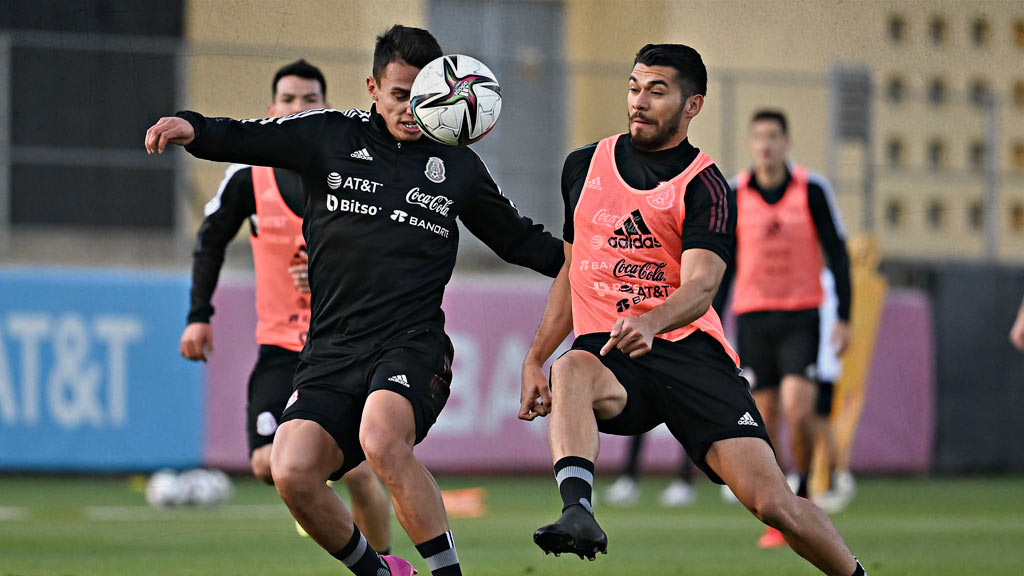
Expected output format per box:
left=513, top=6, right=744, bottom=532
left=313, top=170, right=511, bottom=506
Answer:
left=603, top=434, right=697, bottom=508
left=718, top=109, right=852, bottom=548
left=810, top=268, right=855, bottom=513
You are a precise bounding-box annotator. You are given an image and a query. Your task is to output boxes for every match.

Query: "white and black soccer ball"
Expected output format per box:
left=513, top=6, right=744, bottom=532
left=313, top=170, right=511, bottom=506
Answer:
left=145, top=469, right=187, bottom=508
left=410, top=54, right=501, bottom=146
left=179, top=468, right=234, bottom=507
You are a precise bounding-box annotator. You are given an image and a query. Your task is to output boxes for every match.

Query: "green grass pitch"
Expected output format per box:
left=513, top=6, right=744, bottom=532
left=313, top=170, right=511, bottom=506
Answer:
left=1, top=474, right=1022, bottom=575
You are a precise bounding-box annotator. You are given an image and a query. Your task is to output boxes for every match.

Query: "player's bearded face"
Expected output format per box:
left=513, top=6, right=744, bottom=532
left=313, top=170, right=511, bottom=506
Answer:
left=627, top=64, right=687, bottom=151
left=629, top=103, right=685, bottom=151
left=368, top=60, right=424, bottom=142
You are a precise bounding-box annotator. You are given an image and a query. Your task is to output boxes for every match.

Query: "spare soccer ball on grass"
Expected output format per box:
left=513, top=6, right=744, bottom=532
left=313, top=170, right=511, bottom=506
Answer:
left=410, top=54, right=501, bottom=146
left=145, top=469, right=187, bottom=508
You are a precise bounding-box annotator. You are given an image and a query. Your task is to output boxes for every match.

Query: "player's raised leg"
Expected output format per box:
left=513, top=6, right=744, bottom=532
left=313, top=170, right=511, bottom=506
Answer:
left=534, top=350, right=626, bottom=559
left=707, top=436, right=867, bottom=576
left=360, top=390, right=460, bottom=575
left=272, top=419, right=407, bottom=576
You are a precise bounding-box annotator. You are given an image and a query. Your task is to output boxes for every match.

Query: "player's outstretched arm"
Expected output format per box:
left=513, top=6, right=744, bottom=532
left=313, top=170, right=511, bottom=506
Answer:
left=520, top=242, right=574, bottom=421
left=145, top=116, right=195, bottom=154
left=601, top=248, right=726, bottom=359
left=148, top=110, right=325, bottom=171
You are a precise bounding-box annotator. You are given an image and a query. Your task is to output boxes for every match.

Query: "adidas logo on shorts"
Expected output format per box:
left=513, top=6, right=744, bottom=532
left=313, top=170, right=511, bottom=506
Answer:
left=388, top=374, right=409, bottom=387
left=737, top=412, right=758, bottom=426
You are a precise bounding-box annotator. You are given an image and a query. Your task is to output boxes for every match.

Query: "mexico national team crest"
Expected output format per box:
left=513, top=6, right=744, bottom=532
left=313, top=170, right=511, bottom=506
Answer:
left=646, top=183, right=676, bottom=210
left=425, top=157, right=446, bottom=183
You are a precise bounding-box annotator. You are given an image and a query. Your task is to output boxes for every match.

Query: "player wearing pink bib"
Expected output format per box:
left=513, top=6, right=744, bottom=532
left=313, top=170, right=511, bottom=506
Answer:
left=520, top=43, right=868, bottom=576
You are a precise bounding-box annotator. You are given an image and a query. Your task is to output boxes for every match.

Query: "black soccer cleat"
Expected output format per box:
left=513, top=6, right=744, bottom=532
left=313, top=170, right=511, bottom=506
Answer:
left=533, top=503, right=608, bottom=560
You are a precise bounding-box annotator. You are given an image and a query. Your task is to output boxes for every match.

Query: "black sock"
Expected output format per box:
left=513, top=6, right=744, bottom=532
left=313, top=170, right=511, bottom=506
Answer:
left=415, top=530, right=461, bottom=576
left=554, top=456, right=595, bottom=513
left=851, top=557, right=867, bottom=576
left=797, top=473, right=809, bottom=498
left=331, top=523, right=389, bottom=576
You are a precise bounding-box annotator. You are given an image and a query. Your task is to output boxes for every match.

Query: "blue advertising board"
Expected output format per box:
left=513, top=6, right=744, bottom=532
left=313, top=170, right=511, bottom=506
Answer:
left=0, top=268, right=202, bottom=471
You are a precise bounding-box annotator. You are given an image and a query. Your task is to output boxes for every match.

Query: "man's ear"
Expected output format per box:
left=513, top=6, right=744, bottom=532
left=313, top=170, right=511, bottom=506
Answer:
left=366, top=76, right=378, bottom=101
left=684, top=93, right=704, bottom=119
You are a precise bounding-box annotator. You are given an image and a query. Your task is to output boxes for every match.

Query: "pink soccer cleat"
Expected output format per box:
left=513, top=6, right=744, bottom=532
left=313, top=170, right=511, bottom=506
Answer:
left=382, top=555, right=418, bottom=576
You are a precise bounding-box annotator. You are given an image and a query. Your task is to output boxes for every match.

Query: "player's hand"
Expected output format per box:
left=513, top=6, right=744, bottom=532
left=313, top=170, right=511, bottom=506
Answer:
left=145, top=116, right=195, bottom=154
left=600, top=316, right=655, bottom=358
left=832, top=320, right=851, bottom=357
left=289, top=249, right=310, bottom=293
left=519, top=358, right=551, bottom=421
left=180, top=322, right=214, bottom=362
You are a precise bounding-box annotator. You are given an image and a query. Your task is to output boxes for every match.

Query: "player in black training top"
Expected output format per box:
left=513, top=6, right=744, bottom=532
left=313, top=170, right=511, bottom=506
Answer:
left=180, top=59, right=391, bottom=552
left=147, top=25, right=563, bottom=576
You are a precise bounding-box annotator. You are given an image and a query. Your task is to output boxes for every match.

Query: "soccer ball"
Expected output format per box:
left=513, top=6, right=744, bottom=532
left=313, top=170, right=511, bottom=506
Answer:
left=179, top=468, right=234, bottom=507
left=145, top=469, right=187, bottom=508
left=410, top=54, right=501, bottom=146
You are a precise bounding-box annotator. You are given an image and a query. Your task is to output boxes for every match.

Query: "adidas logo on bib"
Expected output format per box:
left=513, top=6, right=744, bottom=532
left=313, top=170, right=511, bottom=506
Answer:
left=737, top=412, right=758, bottom=426
left=608, top=209, right=662, bottom=249
left=388, top=374, right=409, bottom=387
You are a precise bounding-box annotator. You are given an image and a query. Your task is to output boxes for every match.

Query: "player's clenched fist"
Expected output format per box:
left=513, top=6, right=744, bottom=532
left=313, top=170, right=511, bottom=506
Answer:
left=519, top=359, right=551, bottom=421
left=145, top=116, right=195, bottom=154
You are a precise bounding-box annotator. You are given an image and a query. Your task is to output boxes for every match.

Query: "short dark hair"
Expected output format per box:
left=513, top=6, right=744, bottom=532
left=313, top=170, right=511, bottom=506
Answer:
left=751, top=109, right=788, bottom=134
left=272, top=59, right=327, bottom=100
left=634, top=43, right=707, bottom=98
left=373, top=24, right=443, bottom=80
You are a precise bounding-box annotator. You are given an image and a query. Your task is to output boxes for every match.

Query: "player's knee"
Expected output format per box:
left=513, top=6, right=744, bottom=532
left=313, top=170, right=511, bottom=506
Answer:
left=250, top=448, right=274, bottom=485
left=550, top=352, right=598, bottom=393
left=749, top=491, right=796, bottom=529
left=344, top=465, right=381, bottom=499
left=251, top=460, right=274, bottom=485
left=270, top=455, right=316, bottom=502
left=360, top=431, right=411, bottom=481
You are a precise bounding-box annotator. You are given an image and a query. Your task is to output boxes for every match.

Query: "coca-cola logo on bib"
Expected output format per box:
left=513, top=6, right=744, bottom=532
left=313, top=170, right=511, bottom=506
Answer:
left=612, top=260, right=667, bottom=282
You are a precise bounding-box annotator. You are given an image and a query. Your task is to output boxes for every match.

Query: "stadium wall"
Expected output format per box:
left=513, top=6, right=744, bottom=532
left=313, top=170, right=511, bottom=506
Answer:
left=201, top=277, right=938, bottom=476
left=1, top=268, right=942, bottom=474
left=884, top=261, right=1024, bottom=473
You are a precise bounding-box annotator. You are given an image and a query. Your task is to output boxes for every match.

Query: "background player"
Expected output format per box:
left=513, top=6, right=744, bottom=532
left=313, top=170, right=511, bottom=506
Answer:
left=179, top=59, right=391, bottom=551
left=604, top=433, right=697, bottom=507
left=520, top=43, right=867, bottom=576
left=716, top=109, right=852, bottom=548
left=149, top=25, right=564, bottom=576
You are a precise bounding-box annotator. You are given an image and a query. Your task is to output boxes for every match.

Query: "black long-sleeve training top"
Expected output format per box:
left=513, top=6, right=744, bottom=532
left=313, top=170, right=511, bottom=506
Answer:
left=178, top=105, right=564, bottom=362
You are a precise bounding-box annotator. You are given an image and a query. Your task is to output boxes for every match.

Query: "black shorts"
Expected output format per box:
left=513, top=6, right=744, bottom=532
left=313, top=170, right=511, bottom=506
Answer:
left=281, top=328, right=453, bottom=480
left=247, top=345, right=300, bottom=455
left=568, top=331, right=772, bottom=484
left=816, top=380, right=834, bottom=416
left=736, top=309, right=820, bottom=391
